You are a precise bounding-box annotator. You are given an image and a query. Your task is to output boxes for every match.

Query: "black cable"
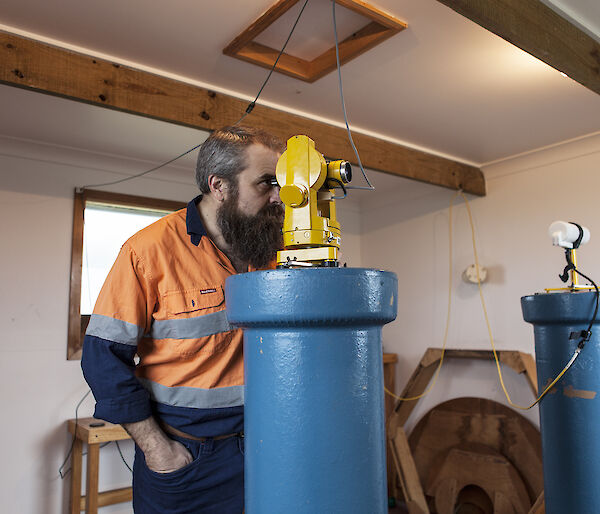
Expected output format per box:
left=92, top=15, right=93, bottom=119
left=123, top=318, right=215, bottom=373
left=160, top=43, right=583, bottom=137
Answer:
left=115, top=440, right=133, bottom=474
left=78, top=0, right=310, bottom=192
left=234, top=0, right=310, bottom=126
left=78, top=145, right=202, bottom=191
left=572, top=267, right=600, bottom=348
left=58, top=389, right=92, bottom=479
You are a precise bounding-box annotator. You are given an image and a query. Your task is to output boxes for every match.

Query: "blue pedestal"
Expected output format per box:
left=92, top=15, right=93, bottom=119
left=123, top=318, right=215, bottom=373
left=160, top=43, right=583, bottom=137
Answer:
left=226, top=268, right=397, bottom=514
left=522, top=291, right=600, bottom=514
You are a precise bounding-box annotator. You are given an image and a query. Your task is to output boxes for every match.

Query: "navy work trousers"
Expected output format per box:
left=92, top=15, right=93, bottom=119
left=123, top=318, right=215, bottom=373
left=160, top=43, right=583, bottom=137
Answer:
left=132, top=433, right=244, bottom=513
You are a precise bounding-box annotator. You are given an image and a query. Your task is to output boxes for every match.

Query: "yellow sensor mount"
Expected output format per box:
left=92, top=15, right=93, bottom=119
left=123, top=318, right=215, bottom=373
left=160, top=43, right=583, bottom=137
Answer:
left=275, top=135, right=352, bottom=268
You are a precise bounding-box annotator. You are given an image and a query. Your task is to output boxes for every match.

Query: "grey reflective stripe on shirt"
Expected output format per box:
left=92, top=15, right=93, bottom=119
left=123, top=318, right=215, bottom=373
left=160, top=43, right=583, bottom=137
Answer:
left=138, top=378, right=244, bottom=409
left=150, top=310, right=232, bottom=340
left=86, top=314, right=144, bottom=346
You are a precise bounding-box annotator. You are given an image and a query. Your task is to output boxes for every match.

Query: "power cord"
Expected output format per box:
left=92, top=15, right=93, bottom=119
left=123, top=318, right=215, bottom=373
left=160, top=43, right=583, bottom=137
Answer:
left=459, top=191, right=599, bottom=410
left=58, top=389, right=133, bottom=478
left=78, top=0, right=310, bottom=192
left=58, top=389, right=91, bottom=479
left=235, top=0, right=310, bottom=127
left=385, top=190, right=599, bottom=409
left=385, top=190, right=458, bottom=402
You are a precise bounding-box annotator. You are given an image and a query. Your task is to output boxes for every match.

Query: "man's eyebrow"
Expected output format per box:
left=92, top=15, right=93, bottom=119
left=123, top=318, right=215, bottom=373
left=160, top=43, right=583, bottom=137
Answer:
left=257, top=173, right=275, bottom=181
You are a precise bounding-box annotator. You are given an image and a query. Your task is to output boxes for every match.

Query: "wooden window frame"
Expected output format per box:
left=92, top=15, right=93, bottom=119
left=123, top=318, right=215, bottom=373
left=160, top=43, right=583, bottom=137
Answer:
left=223, top=0, right=407, bottom=83
left=67, top=189, right=186, bottom=360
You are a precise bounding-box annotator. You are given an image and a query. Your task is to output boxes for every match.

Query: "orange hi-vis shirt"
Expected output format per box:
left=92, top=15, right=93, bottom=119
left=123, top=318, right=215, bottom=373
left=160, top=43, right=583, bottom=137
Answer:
left=82, top=196, right=268, bottom=437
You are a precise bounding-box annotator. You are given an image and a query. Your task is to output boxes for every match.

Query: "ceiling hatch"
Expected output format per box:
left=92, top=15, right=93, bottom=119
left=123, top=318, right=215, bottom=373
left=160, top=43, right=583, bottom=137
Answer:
left=223, top=0, right=407, bottom=83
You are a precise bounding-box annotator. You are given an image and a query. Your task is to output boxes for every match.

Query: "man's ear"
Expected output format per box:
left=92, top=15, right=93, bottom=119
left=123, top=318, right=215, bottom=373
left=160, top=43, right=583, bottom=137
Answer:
left=207, top=175, right=227, bottom=202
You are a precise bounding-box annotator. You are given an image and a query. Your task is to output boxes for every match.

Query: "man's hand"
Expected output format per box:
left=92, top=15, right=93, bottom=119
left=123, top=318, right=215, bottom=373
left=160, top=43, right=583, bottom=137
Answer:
left=123, top=417, right=193, bottom=473
left=144, top=438, right=194, bottom=473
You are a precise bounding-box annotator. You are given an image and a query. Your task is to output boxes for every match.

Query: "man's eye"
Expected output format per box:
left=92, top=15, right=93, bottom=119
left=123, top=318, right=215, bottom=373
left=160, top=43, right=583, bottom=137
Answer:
left=260, top=178, right=277, bottom=187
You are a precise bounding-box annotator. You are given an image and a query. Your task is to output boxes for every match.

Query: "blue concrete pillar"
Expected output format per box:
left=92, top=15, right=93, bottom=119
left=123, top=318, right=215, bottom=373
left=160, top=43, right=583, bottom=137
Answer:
left=522, top=291, right=600, bottom=514
left=226, top=268, right=397, bottom=514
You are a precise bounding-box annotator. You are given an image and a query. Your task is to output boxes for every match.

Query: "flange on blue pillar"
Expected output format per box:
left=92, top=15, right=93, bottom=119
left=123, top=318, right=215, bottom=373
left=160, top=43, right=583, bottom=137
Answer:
left=226, top=268, right=397, bottom=514
left=522, top=291, right=600, bottom=514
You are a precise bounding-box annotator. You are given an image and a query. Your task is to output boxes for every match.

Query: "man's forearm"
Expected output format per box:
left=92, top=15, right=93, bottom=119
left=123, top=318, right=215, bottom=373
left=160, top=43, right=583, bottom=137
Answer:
left=123, top=417, right=192, bottom=473
left=123, top=416, right=170, bottom=454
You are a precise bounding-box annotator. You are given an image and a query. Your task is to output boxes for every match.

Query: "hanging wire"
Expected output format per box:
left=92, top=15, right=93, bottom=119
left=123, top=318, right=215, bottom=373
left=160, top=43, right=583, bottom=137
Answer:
left=115, top=440, right=133, bottom=473
left=78, top=0, right=310, bottom=192
left=385, top=191, right=458, bottom=402
left=77, top=145, right=202, bottom=191
left=385, top=190, right=599, bottom=409
left=235, top=0, right=310, bottom=126
left=332, top=0, right=374, bottom=191
left=459, top=191, right=599, bottom=410
left=58, top=389, right=92, bottom=479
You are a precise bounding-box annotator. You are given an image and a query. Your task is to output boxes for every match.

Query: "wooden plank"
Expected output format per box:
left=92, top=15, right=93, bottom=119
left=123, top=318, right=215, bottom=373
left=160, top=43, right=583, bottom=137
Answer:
left=309, top=22, right=395, bottom=82
left=383, top=352, right=398, bottom=364
left=393, top=354, right=440, bottom=427
left=434, top=0, right=600, bottom=97
left=70, top=438, right=83, bottom=514
left=391, top=348, right=538, bottom=428
left=519, top=351, right=539, bottom=396
left=390, top=427, right=430, bottom=514
left=235, top=42, right=311, bottom=81
left=85, top=443, right=100, bottom=514
left=0, top=31, right=485, bottom=196
left=335, top=0, right=407, bottom=30
left=528, top=491, right=545, bottom=514
left=67, top=191, right=85, bottom=360
left=66, top=189, right=185, bottom=360
left=80, top=487, right=132, bottom=510
left=223, top=0, right=300, bottom=56
left=83, top=189, right=186, bottom=212
left=68, top=418, right=131, bottom=444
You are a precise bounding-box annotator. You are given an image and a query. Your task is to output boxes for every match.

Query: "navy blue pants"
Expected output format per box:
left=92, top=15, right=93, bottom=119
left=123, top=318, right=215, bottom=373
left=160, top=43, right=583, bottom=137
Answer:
left=132, top=433, right=244, bottom=513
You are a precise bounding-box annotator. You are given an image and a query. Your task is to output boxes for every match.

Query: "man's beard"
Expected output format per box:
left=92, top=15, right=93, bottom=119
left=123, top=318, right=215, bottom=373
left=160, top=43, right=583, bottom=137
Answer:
left=216, top=192, right=284, bottom=269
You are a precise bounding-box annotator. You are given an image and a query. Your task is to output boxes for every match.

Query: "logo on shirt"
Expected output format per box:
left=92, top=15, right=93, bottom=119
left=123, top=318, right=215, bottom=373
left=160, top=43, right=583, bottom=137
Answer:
left=200, top=288, right=217, bottom=294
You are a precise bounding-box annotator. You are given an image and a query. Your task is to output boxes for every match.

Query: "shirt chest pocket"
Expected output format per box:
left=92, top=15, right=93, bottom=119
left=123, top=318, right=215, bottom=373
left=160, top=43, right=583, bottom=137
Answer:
left=165, top=287, right=225, bottom=318
left=156, top=287, right=234, bottom=355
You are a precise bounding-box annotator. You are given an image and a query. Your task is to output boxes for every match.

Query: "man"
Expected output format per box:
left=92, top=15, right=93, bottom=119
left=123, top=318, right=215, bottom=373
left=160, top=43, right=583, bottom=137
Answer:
left=81, top=126, right=285, bottom=513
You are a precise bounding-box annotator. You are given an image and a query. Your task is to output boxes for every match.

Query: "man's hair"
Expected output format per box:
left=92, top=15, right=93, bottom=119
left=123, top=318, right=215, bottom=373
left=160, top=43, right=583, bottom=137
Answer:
left=195, top=126, right=285, bottom=194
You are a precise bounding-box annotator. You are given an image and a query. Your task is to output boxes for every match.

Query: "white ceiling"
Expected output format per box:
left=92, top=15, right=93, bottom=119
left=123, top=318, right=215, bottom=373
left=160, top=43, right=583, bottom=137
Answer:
left=0, top=0, right=598, bottom=178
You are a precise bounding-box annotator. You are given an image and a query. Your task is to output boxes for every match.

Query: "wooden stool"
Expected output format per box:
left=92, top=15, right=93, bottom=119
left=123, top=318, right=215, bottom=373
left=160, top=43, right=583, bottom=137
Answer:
left=68, top=417, right=132, bottom=513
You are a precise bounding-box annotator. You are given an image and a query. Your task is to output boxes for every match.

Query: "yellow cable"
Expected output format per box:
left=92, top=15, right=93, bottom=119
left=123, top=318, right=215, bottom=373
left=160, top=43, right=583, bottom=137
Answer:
left=458, top=191, right=577, bottom=410
left=384, top=191, right=459, bottom=402
left=384, top=190, right=578, bottom=408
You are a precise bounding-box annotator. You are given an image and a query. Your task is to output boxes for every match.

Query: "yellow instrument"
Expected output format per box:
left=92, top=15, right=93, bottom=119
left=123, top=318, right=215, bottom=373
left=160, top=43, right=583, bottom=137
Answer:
left=275, top=135, right=351, bottom=267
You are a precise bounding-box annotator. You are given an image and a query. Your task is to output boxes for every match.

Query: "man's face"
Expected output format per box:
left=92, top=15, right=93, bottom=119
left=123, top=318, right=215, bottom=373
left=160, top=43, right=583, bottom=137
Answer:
left=233, top=143, right=282, bottom=216
left=216, top=144, right=284, bottom=269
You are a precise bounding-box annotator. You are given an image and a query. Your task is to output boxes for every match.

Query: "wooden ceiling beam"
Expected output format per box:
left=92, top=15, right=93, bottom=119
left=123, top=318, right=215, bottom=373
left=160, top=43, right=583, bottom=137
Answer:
left=0, top=31, right=485, bottom=195
left=435, top=0, right=600, bottom=97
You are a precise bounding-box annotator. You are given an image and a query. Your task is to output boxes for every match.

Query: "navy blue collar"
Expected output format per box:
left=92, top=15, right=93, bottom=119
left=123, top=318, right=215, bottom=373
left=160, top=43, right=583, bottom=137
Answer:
left=186, top=195, right=208, bottom=246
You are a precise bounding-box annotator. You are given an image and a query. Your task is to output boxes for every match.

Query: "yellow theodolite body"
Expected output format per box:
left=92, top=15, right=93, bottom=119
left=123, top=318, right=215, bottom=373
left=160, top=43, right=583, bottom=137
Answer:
left=276, top=135, right=351, bottom=267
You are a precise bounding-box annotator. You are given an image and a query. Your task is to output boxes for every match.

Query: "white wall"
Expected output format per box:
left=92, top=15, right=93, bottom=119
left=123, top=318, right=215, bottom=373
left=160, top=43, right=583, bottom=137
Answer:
left=3, top=126, right=599, bottom=511
left=0, top=134, right=363, bottom=514
left=362, top=132, right=600, bottom=431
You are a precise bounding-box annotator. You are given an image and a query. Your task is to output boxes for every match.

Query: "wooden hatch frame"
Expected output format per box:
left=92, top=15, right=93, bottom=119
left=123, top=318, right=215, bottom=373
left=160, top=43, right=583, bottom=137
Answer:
left=223, top=0, right=407, bottom=83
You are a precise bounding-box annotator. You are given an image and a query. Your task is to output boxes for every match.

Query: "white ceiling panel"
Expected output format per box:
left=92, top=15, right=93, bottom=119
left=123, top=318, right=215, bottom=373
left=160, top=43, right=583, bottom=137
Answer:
left=0, top=0, right=598, bottom=166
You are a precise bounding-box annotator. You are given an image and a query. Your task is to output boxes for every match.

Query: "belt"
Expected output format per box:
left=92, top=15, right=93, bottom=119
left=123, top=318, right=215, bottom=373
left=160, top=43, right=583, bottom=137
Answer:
left=160, top=421, right=243, bottom=442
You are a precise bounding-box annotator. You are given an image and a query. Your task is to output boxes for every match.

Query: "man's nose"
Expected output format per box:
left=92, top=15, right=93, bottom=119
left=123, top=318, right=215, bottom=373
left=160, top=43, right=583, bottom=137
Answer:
left=269, top=184, right=282, bottom=205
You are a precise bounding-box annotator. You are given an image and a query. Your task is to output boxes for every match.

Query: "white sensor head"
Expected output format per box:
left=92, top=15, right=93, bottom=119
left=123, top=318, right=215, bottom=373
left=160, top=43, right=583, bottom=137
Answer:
left=548, top=221, right=590, bottom=249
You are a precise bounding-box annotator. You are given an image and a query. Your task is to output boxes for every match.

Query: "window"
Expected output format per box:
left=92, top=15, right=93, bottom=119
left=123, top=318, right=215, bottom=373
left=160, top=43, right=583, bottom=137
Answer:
left=68, top=190, right=186, bottom=359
